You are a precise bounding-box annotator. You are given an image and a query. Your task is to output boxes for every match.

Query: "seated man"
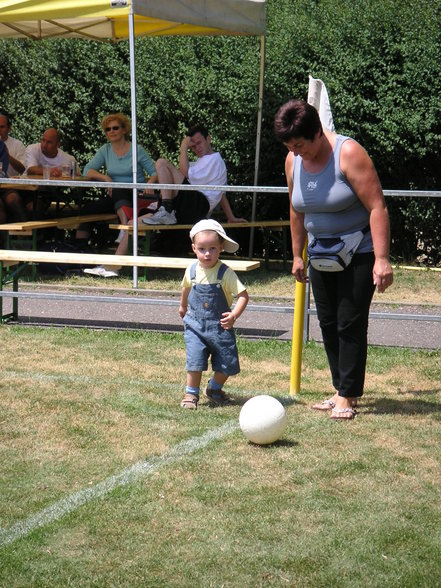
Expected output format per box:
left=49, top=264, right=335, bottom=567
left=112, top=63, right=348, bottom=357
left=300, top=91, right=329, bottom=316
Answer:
left=0, top=112, right=26, bottom=176
left=0, top=139, right=8, bottom=172
left=25, top=128, right=79, bottom=217
left=0, top=111, right=27, bottom=221
left=144, top=124, right=239, bottom=225
left=83, top=125, right=244, bottom=279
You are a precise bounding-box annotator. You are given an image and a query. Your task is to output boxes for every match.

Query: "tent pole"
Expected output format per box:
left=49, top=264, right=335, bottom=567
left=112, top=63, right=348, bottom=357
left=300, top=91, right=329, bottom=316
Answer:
left=128, top=5, right=139, bottom=288
left=248, top=34, right=265, bottom=258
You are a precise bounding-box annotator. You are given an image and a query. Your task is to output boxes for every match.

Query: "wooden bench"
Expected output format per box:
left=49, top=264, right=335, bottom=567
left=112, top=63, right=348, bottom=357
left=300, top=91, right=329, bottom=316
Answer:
left=0, top=214, right=118, bottom=280
left=0, top=249, right=260, bottom=321
left=0, top=213, right=118, bottom=241
left=109, top=219, right=291, bottom=269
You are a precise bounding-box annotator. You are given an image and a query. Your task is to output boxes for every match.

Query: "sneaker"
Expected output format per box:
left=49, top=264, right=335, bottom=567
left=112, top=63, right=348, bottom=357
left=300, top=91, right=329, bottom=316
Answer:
left=204, top=385, right=231, bottom=406
left=142, top=206, right=177, bottom=225
left=83, top=265, right=120, bottom=278
left=115, top=229, right=125, bottom=244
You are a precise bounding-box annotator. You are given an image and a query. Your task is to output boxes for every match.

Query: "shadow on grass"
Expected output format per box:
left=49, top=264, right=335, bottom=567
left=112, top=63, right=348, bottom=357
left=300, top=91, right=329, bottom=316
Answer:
left=15, top=318, right=290, bottom=340
left=224, top=395, right=300, bottom=408
left=363, top=392, right=441, bottom=416
left=246, top=439, right=299, bottom=448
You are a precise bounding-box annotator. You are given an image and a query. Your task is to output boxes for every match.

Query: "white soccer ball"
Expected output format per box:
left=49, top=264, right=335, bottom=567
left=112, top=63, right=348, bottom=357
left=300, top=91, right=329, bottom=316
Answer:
left=239, top=395, right=287, bottom=445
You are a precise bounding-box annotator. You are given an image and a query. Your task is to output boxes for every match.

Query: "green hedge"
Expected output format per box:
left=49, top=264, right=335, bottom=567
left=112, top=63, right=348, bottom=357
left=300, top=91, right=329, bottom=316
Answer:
left=0, top=0, right=440, bottom=263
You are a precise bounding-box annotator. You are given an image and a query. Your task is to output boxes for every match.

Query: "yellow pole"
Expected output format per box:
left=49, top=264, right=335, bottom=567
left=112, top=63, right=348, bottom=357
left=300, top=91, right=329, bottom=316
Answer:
left=289, top=243, right=308, bottom=395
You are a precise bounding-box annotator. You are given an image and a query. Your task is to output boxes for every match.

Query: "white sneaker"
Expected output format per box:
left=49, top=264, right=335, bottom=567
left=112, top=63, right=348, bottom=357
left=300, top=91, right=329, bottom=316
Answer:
left=115, top=229, right=125, bottom=244
left=83, top=265, right=120, bottom=278
left=142, top=206, right=177, bottom=225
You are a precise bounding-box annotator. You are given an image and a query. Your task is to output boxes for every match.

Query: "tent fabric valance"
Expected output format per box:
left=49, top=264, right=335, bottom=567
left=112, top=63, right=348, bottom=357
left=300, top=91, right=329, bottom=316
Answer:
left=0, top=0, right=266, bottom=40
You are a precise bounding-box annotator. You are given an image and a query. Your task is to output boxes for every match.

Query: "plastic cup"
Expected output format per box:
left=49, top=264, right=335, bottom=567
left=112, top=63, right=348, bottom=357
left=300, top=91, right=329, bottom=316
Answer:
left=61, top=163, right=70, bottom=178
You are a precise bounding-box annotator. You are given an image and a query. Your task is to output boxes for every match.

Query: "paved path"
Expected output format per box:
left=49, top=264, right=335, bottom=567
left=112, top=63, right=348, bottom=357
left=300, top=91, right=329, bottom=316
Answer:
left=2, top=285, right=440, bottom=350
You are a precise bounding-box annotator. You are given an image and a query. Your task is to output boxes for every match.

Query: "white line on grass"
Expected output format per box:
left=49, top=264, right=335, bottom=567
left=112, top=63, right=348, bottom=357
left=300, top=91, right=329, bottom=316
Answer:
left=2, top=369, right=296, bottom=402
left=0, top=420, right=237, bottom=548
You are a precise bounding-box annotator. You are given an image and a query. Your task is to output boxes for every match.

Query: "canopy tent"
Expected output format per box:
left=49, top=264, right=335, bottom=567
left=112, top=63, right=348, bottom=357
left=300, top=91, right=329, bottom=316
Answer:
left=0, top=0, right=265, bottom=38
left=0, top=0, right=266, bottom=283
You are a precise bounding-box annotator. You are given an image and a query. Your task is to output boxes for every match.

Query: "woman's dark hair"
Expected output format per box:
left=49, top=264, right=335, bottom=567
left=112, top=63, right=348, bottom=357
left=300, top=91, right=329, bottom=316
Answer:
left=274, top=99, right=322, bottom=143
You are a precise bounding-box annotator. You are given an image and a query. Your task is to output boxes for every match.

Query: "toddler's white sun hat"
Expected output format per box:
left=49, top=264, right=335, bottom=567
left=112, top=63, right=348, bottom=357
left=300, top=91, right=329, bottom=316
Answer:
left=190, top=219, right=239, bottom=253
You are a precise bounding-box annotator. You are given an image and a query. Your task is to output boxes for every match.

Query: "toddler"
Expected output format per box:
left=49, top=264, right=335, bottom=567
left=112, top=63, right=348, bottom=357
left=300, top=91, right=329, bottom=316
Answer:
left=179, top=219, right=249, bottom=409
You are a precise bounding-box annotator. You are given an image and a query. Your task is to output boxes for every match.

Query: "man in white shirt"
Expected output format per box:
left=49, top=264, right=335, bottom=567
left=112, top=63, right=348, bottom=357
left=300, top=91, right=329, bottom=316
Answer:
left=0, top=112, right=26, bottom=176
left=143, top=124, right=239, bottom=225
left=0, top=112, right=27, bottom=221
left=25, top=128, right=77, bottom=177
left=25, top=128, right=78, bottom=217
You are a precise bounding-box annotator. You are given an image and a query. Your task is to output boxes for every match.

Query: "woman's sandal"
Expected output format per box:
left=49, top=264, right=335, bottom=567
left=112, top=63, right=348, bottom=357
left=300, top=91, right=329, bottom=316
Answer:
left=312, top=398, right=336, bottom=411
left=180, top=393, right=199, bottom=410
left=330, top=407, right=357, bottom=420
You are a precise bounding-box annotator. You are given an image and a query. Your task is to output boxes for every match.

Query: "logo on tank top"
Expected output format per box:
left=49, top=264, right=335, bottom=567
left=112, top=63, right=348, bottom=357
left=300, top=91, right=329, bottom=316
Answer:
left=307, top=180, right=318, bottom=191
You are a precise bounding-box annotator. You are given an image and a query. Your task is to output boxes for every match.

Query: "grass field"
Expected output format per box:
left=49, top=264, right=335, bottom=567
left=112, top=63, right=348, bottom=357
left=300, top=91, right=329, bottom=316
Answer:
left=1, top=327, right=440, bottom=587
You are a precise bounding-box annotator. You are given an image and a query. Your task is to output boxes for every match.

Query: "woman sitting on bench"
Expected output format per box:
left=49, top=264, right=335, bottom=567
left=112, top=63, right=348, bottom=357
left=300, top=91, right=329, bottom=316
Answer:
left=76, top=113, right=157, bottom=276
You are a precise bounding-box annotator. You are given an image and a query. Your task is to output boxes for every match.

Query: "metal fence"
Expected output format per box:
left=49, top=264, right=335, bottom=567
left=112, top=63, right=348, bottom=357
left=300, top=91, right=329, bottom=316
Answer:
left=0, top=180, right=439, bottom=345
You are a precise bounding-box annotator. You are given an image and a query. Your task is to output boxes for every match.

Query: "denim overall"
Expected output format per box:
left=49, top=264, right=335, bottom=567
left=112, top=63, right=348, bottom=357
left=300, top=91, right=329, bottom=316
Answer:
left=184, top=262, right=240, bottom=375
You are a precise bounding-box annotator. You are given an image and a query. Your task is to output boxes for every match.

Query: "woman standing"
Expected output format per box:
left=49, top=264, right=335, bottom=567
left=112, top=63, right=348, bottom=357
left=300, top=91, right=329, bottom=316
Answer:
left=274, top=99, right=393, bottom=419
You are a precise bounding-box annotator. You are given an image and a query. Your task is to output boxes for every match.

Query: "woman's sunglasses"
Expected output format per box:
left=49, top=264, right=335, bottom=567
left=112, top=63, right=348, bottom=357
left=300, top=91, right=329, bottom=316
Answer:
left=105, top=125, right=121, bottom=132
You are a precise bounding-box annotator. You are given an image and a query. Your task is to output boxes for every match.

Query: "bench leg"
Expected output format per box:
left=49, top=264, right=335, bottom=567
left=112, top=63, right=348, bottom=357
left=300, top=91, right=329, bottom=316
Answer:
left=0, top=262, right=18, bottom=322
left=31, top=229, right=37, bottom=281
left=0, top=262, right=25, bottom=322
left=12, top=272, right=18, bottom=321
left=142, top=233, right=151, bottom=281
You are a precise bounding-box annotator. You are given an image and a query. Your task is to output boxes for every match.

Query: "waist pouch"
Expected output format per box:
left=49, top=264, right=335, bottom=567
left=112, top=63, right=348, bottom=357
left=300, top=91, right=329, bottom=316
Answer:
left=307, top=226, right=370, bottom=272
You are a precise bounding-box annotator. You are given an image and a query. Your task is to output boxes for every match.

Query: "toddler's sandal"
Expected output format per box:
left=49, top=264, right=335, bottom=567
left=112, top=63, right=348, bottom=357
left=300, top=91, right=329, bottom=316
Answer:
left=180, top=393, right=199, bottom=410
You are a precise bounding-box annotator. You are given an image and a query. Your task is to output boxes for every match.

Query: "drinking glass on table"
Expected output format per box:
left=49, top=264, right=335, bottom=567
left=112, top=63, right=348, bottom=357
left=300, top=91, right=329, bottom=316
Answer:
left=61, top=163, right=71, bottom=178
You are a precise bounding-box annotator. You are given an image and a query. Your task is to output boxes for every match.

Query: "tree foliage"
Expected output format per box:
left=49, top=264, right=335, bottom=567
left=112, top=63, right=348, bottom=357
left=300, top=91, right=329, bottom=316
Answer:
left=0, top=0, right=440, bottom=263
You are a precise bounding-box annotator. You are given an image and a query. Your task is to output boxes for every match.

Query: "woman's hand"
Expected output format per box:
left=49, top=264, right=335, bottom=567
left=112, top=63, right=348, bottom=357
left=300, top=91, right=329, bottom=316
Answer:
left=373, top=257, right=393, bottom=293
left=292, top=257, right=309, bottom=283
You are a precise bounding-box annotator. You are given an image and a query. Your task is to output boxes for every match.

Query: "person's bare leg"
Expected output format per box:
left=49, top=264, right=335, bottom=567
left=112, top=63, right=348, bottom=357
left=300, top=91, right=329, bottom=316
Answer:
left=4, top=190, right=27, bottom=221
left=155, top=158, right=185, bottom=202
left=117, top=207, right=128, bottom=224
left=114, top=230, right=129, bottom=256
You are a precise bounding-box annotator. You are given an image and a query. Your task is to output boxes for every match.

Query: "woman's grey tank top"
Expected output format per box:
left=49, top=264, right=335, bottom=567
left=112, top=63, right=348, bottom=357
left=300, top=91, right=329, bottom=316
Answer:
left=291, top=134, right=372, bottom=253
